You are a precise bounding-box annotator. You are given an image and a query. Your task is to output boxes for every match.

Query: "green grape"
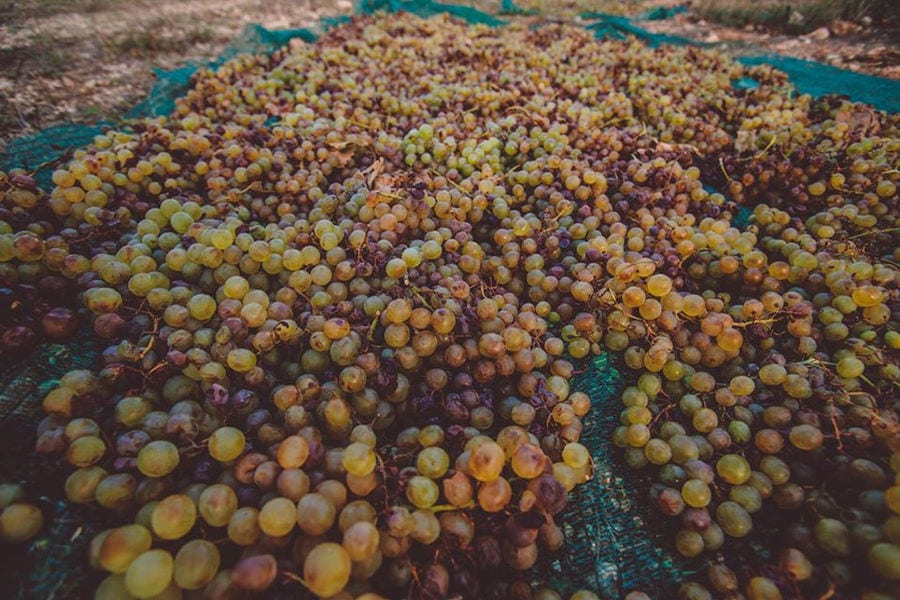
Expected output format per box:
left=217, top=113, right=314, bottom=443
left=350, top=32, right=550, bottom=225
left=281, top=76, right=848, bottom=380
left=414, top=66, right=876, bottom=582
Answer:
left=198, top=483, right=238, bottom=527
left=226, top=349, right=257, bottom=373
left=682, top=479, right=711, bottom=508
left=416, top=446, right=450, bottom=479
left=562, top=443, right=590, bottom=469
left=136, top=441, right=179, bottom=478
left=410, top=509, right=441, bottom=545
left=745, top=577, right=783, bottom=600
left=65, top=435, right=106, bottom=467
left=0, top=502, right=43, bottom=544
left=788, top=425, right=823, bottom=451
left=342, top=442, right=376, bottom=477
left=835, top=356, right=864, bottom=378
left=296, top=493, right=336, bottom=536
left=94, top=574, right=134, bottom=600
left=125, top=549, right=173, bottom=599
left=342, top=520, right=380, bottom=561
left=227, top=507, right=260, bottom=546
left=868, top=543, right=900, bottom=580
left=716, top=501, right=752, bottom=538
left=716, top=454, right=751, bottom=485
left=304, top=542, right=351, bottom=598
left=98, top=525, right=152, bottom=573
left=151, top=494, right=196, bottom=540
left=208, top=427, right=245, bottom=462
left=172, top=539, right=220, bottom=590
left=259, top=496, right=296, bottom=537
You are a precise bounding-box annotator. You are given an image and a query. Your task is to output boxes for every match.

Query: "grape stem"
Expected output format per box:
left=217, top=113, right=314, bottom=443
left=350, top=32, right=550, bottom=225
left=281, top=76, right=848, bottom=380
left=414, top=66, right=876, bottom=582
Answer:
left=281, top=570, right=310, bottom=588
left=848, top=226, right=900, bottom=240
left=826, top=398, right=844, bottom=452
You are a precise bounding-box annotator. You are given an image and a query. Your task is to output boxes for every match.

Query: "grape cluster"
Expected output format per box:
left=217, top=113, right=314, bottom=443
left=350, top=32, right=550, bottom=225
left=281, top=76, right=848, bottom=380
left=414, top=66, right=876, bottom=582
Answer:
left=0, top=172, right=82, bottom=356
left=0, top=12, right=897, bottom=600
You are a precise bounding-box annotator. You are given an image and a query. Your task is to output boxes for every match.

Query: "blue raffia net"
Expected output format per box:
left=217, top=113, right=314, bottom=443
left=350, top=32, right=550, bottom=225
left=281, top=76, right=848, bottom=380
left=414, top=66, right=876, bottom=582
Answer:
left=1, top=1, right=898, bottom=597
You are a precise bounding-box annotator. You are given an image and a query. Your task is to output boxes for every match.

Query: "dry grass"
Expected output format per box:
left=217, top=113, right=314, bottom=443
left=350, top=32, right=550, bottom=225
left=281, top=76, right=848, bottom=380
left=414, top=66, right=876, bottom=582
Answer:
left=695, top=0, right=899, bottom=32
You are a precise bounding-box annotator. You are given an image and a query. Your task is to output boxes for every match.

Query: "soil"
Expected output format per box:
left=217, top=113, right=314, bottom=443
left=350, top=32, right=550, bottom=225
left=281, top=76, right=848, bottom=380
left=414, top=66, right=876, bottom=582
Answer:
left=639, top=12, right=900, bottom=79
left=0, top=0, right=897, bottom=150
left=0, top=0, right=353, bottom=146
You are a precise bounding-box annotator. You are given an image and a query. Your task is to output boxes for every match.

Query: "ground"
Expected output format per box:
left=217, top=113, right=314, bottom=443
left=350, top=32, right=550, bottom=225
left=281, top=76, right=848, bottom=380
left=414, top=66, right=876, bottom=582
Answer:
left=0, top=0, right=897, bottom=149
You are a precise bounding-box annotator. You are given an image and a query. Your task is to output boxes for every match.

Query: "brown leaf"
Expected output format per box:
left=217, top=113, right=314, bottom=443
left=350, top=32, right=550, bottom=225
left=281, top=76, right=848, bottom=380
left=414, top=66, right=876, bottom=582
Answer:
left=835, top=106, right=880, bottom=136
left=366, top=157, right=385, bottom=188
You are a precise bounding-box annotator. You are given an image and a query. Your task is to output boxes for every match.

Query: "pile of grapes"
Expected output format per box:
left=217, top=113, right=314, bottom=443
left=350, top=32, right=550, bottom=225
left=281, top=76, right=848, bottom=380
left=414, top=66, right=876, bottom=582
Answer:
left=0, top=12, right=898, bottom=600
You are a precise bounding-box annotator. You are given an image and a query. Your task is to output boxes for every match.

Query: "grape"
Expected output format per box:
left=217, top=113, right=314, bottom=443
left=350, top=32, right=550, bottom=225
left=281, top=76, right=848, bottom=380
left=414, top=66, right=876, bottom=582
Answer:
left=198, top=484, right=238, bottom=527
left=468, top=441, right=505, bottom=482
left=716, top=502, right=752, bottom=538
left=406, top=475, right=440, bottom=509
left=443, top=471, right=474, bottom=507
left=125, top=550, right=173, bottom=598
left=342, top=442, right=376, bottom=476
left=411, top=509, right=441, bottom=545
left=647, top=274, right=673, bottom=297
left=682, top=480, right=711, bottom=508
left=0, top=484, right=25, bottom=509
left=479, top=477, right=513, bottom=512
left=94, top=574, right=133, bottom=600
left=0, top=502, right=43, bottom=543
left=676, top=529, right=705, bottom=557
left=296, top=493, right=336, bottom=536
left=814, top=518, right=851, bottom=557
left=151, top=494, right=196, bottom=540
left=343, top=521, right=380, bottom=561
left=561, top=443, right=590, bottom=469
left=95, top=473, right=136, bottom=510
left=231, top=554, right=277, bottom=592
left=174, top=539, right=220, bottom=590
left=98, top=525, right=152, bottom=573
left=259, top=496, right=296, bottom=537
left=208, top=427, right=245, bottom=462
left=788, top=425, right=823, bottom=451
left=136, top=441, right=179, bottom=478
left=227, top=507, right=260, bottom=546
left=745, top=577, right=783, bottom=600
left=708, top=564, right=738, bottom=592
left=417, top=446, right=450, bottom=479
left=511, top=443, right=548, bottom=479
left=868, top=543, right=900, bottom=580
left=304, top=542, right=351, bottom=598
left=716, top=454, right=751, bottom=485
left=779, top=548, right=812, bottom=581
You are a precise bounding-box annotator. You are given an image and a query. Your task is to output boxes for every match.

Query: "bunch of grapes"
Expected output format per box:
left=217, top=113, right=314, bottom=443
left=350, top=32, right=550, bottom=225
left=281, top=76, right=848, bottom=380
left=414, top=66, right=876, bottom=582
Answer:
left=0, top=11, right=897, bottom=600
left=0, top=172, right=82, bottom=357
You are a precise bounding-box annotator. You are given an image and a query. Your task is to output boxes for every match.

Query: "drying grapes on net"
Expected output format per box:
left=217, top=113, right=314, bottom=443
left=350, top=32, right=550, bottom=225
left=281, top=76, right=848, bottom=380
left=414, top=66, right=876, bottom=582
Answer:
left=0, top=10, right=898, bottom=600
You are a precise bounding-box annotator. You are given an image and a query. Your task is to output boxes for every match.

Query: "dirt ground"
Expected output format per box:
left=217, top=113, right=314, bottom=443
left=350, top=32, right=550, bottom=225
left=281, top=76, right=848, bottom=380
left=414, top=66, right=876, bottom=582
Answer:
left=0, top=0, right=897, bottom=150
left=0, top=0, right=353, bottom=146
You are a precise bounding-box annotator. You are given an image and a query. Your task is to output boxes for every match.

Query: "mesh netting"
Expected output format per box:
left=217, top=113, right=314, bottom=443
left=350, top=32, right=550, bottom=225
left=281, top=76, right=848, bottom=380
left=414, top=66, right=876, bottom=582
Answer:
left=542, top=354, right=682, bottom=597
left=125, top=23, right=325, bottom=120
left=357, top=0, right=507, bottom=25
left=0, top=122, right=115, bottom=189
left=578, top=11, right=900, bottom=114
left=0, top=332, right=103, bottom=599
left=735, top=54, right=900, bottom=114
left=0, top=2, right=898, bottom=598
